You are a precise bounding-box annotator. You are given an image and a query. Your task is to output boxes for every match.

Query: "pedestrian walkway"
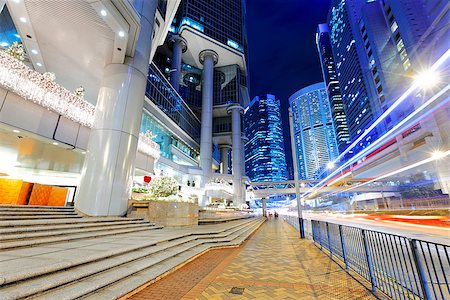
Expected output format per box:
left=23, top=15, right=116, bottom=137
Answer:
left=128, top=218, right=376, bottom=299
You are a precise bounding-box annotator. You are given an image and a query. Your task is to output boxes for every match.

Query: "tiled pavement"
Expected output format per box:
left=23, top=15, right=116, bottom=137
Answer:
left=128, top=218, right=377, bottom=299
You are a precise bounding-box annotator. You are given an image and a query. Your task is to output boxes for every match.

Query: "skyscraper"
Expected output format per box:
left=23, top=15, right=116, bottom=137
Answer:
left=244, top=94, right=288, bottom=182
left=316, top=23, right=349, bottom=152
left=289, top=83, right=339, bottom=180
left=327, top=0, right=381, bottom=150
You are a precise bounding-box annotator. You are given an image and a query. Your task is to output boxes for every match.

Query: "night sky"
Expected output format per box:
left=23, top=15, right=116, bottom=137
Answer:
left=246, top=0, right=331, bottom=179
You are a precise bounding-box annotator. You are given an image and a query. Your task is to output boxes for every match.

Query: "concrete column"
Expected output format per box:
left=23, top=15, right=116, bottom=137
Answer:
left=241, top=136, right=248, bottom=174
left=262, top=197, right=267, bottom=217
left=289, top=108, right=304, bottom=237
left=228, top=104, right=244, bottom=207
left=219, top=144, right=231, bottom=174
left=168, top=35, right=187, bottom=91
left=75, top=0, right=157, bottom=216
left=0, top=1, right=5, bottom=14
left=199, top=50, right=218, bottom=206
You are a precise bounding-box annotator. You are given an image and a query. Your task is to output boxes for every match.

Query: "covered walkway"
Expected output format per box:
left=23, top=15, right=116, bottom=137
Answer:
left=129, top=218, right=376, bottom=299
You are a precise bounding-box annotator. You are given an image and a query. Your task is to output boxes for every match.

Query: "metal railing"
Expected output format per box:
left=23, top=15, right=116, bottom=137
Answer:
left=310, top=220, right=449, bottom=300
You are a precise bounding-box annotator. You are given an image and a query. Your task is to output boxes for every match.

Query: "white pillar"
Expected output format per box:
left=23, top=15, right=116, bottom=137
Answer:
left=199, top=50, right=218, bottom=206
left=228, top=104, right=244, bottom=207
left=75, top=0, right=157, bottom=216
left=241, top=136, right=248, bottom=174
left=168, top=35, right=187, bottom=91
left=0, top=1, right=5, bottom=14
left=262, top=197, right=267, bottom=217
left=219, top=144, right=231, bottom=174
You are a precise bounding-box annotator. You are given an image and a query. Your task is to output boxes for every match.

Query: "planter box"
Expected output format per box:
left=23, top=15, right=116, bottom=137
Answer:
left=127, top=200, right=198, bottom=227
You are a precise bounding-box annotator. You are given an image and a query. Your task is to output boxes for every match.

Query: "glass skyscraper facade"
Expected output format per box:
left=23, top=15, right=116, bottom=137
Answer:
left=172, top=0, right=248, bottom=55
left=327, top=0, right=380, bottom=151
left=316, top=23, right=349, bottom=153
left=289, top=83, right=339, bottom=180
left=244, top=94, right=287, bottom=182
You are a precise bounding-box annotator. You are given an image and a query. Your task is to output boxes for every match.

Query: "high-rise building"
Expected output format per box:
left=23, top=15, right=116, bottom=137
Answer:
left=289, top=83, right=339, bottom=180
left=244, top=94, right=288, bottom=182
left=316, top=23, right=349, bottom=152
left=327, top=0, right=382, bottom=151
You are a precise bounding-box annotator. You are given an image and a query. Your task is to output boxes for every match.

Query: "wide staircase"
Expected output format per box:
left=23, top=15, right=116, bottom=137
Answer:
left=0, top=205, right=265, bottom=300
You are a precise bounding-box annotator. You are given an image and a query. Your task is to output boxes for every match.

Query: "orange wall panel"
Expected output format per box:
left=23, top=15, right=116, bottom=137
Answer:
left=48, top=187, right=68, bottom=206
left=0, top=178, right=23, bottom=204
left=28, top=184, right=52, bottom=206
left=16, top=182, right=33, bottom=205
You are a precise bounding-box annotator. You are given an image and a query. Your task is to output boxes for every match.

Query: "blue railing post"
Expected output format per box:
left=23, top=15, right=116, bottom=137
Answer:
left=361, top=229, right=376, bottom=292
left=338, top=225, right=348, bottom=270
left=318, top=221, right=323, bottom=249
left=298, top=217, right=305, bottom=239
left=326, top=222, right=332, bottom=258
left=409, top=239, right=431, bottom=300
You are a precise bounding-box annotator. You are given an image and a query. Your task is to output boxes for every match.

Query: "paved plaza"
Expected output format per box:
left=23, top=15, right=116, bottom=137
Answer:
left=130, top=218, right=376, bottom=299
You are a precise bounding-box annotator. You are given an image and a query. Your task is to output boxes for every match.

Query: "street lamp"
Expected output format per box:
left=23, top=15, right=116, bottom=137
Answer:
left=414, top=69, right=440, bottom=90
left=327, top=161, right=335, bottom=170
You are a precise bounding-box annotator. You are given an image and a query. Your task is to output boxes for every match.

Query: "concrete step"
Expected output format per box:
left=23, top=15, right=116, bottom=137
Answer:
left=0, top=205, right=73, bottom=210
left=0, top=225, right=162, bottom=250
left=0, top=215, right=82, bottom=221
left=0, top=223, right=159, bottom=242
left=0, top=220, right=151, bottom=235
left=0, top=217, right=145, bottom=228
left=0, top=211, right=78, bottom=216
left=21, top=218, right=265, bottom=300
left=0, top=218, right=262, bottom=297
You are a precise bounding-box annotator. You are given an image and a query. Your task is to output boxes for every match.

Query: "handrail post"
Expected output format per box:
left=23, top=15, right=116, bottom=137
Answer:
left=361, top=229, right=376, bottom=292
left=338, top=225, right=348, bottom=270
left=318, top=221, right=323, bottom=249
left=326, top=222, right=332, bottom=258
left=298, top=217, right=305, bottom=239
left=409, top=239, right=431, bottom=300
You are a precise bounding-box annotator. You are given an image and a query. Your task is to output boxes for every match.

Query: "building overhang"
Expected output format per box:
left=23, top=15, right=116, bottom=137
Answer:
left=6, top=0, right=140, bottom=104
left=179, top=26, right=247, bottom=71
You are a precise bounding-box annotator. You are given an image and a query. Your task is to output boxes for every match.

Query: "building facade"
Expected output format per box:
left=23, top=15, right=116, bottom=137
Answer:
left=289, top=83, right=339, bottom=180
left=327, top=0, right=382, bottom=151
left=244, top=94, right=288, bottom=182
left=316, top=23, right=349, bottom=153
left=0, top=0, right=250, bottom=214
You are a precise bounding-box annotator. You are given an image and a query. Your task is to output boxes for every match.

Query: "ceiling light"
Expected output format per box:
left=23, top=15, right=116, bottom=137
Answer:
left=19, top=17, right=27, bottom=23
left=118, top=31, right=125, bottom=37
left=431, top=150, right=445, bottom=160
left=52, top=142, right=59, bottom=146
left=31, top=49, right=38, bottom=54
left=100, top=9, right=107, bottom=16
left=326, top=161, right=335, bottom=170
left=0, top=42, right=9, bottom=47
left=81, top=151, right=86, bottom=154
left=36, top=62, right=42, bottom=67
left=13, top=129, right=20, bottom=133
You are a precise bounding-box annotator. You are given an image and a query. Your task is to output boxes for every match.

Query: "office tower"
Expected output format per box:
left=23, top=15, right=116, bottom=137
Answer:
left=327, top=0, right=381, bottom=150
left=289, top=83, right=339, bottom=180
left=244, top=94, right=288, bottom=182
left=316, top=23, right=350, bottom=152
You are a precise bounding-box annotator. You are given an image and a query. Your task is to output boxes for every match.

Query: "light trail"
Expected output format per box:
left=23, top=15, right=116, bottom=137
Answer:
left=301, top=49, right=450, bottom=199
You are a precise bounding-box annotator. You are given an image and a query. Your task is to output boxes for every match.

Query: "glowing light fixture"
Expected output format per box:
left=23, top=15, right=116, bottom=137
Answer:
left=52, top=142, right=59, bottom=145
left=431, top=150, right=446, bottom=160
left=327, top=162, right=335, bottom=170
left=100, top=10, right=107, bottom=17
left=19, top=17, right=27, bottom=23
left=13, top=129, right=20, bottom=133
left=31, top=49, right=38, bottom=55
left=118, top=31, right=125, bottom=38
left=36, top=62, right=42, bottom=67
left=415, top=69, right=440, bottom=90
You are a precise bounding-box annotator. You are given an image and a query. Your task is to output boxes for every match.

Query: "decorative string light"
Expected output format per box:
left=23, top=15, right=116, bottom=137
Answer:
left=0, top=50, right=95, bottom=127
left=138, top=131, right=161, bottom=159
left=0, top=50, right=160, bottom=159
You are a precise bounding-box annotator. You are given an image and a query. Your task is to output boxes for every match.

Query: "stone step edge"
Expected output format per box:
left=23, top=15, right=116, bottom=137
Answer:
left=0, top=218, right=261, bottom=285
left=0, top=212, right=79, bottom=216
left=0, top=219, right=264, bottom=299
left=0, top=220, right=152, bottom=234
left=28, top=219, right=265, bottom=300
left=0, top=217, right=146, bottom=228
left=0, top=223, right=158, bottom=242
left=0, top=205, right=73, bottom=209
left=0, top=215, right=83, bottom=220
left=0, top=226, right=162, bottom=251
left=93, top=218, right=266, bottom=300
